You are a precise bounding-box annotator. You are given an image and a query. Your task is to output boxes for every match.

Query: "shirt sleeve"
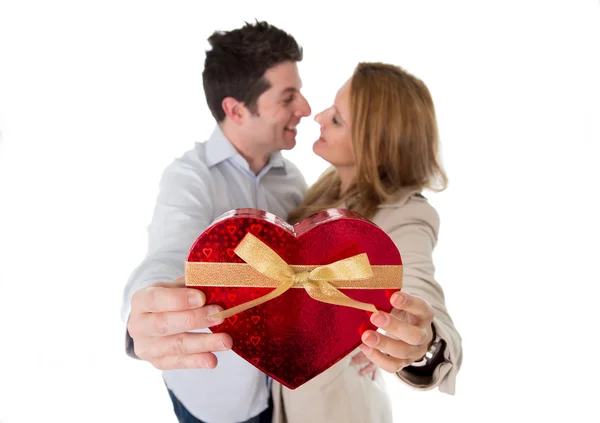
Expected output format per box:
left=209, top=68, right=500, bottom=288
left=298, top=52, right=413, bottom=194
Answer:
left=120, top=153, right=215, bottom=323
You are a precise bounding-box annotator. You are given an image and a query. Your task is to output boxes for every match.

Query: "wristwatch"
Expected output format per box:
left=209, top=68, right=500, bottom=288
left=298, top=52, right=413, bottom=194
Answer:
left=410, top=324, right=444, bottom=368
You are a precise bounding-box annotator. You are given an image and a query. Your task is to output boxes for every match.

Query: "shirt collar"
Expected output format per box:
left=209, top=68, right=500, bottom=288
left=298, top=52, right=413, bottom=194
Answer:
left=205, top=125, right=287, bottom=173
left=205, top=125, right=239, bottom=167
left=268, top=150, right=286, bottom=170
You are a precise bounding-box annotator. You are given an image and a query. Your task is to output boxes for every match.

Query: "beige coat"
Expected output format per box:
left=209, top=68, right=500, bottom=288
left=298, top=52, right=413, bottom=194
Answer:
left=271, top=188, right=463, bottom=423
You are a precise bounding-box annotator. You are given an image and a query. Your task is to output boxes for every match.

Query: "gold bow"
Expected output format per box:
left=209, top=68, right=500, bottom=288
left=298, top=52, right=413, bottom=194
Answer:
left=198, top=233, right=380, bottom=319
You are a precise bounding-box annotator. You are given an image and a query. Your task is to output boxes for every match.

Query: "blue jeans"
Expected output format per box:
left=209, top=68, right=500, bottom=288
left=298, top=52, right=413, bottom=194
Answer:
left=166, top=386, right=273, bottom=423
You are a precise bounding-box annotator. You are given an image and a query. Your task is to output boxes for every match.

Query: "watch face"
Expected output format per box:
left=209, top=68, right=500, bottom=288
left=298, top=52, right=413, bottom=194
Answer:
left=413, top=338, right=443, bottom=367
left=410, top=356, right=428, bottom=367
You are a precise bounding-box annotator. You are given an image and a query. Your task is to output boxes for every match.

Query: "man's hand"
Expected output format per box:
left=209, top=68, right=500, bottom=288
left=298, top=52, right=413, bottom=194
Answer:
left=359, top=291, right=435, bottom=373
left=127, top=277, right=232, bottom=370
left=350, top=350, right=378, bottom=380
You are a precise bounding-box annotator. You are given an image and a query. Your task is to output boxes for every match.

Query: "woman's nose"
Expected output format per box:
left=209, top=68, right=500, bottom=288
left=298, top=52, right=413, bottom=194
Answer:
left=314, top=111, right=323, bottom=124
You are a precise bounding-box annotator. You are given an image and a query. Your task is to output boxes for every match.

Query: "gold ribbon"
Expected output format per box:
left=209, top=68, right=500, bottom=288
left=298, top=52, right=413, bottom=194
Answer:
left=185, top=233, right=402, bottom=319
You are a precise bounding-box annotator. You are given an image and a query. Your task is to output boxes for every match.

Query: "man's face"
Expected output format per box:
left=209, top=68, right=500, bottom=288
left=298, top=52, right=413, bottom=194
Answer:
left=242, top=61, right=311, bottom=153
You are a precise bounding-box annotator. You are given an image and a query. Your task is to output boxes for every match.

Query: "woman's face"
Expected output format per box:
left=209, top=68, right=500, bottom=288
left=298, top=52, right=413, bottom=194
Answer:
left=313, top=78, right=356, bottom=168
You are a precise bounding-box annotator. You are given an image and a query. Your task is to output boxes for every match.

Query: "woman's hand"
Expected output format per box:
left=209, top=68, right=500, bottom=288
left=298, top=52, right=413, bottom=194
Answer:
left=359, top=291, right=435, bottom=373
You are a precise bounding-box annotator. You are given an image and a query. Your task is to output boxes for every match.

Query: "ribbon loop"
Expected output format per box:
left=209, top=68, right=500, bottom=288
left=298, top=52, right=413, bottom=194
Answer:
left=208, top=233, right=378, bottom=319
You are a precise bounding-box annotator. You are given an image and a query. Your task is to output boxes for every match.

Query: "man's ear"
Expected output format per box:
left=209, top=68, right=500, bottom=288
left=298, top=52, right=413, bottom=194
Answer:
left=222, top=97, right=246, bottom=124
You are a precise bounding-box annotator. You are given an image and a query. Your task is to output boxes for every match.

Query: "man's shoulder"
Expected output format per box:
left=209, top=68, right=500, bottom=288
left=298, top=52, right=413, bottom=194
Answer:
left=157, top=142, right=214, bottom=189
left=165, top=142, right=209, bottom=172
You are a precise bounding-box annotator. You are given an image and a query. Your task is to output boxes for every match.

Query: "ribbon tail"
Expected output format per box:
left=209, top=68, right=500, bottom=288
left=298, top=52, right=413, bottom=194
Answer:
left=208, top=280, right=295, bottom=320
left=304, top=281, right=377, bottom=313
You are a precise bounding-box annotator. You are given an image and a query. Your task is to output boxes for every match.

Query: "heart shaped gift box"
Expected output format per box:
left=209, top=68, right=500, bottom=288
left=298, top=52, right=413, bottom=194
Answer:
left=185, top=208, right=402, bottom=389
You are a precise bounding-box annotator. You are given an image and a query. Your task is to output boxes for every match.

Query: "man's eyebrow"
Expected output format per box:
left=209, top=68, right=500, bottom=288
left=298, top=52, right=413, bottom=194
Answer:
left=281, top=85, right=302, bottom=95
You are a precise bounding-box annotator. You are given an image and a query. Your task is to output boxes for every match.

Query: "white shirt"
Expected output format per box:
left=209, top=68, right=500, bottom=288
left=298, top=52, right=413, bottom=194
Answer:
left=121, top=125, right=307, bottom=423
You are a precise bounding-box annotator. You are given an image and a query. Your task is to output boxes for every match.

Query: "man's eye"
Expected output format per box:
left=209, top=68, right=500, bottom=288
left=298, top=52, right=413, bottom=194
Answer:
left=283, top=97, right=294, bottom=104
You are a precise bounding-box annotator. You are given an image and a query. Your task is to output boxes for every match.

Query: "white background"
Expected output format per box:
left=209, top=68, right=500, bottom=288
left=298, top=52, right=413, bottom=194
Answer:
left=1, top=1, right=599, bottom=422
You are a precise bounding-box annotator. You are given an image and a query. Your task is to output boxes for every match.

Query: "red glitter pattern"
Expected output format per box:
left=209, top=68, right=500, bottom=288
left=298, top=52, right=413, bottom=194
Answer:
left=187, top=208, right=402, bottom=389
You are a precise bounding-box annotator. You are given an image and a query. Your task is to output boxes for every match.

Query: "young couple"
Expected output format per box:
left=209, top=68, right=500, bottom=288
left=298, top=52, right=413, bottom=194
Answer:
left=122, top=20, right=462, bottom=423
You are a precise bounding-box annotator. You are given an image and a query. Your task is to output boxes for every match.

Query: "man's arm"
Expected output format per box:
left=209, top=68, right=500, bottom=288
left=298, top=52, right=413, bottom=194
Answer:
left=121, top=151, right=233, bottom=369
left=121, top=153, right=214, bottom=322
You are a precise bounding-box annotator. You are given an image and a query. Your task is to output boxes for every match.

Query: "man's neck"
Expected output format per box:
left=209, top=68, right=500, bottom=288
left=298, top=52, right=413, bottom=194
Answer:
left=243, top=154, right=269, bottom=175
left=221, top=123, right=270, bottom=175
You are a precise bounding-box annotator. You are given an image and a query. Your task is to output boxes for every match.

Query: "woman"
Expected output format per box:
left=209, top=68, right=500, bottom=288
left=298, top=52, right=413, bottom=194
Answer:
left=271, top=62, right=463, bottom=423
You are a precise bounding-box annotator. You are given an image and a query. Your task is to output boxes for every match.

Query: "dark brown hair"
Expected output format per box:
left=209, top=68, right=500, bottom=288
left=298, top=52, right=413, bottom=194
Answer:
left=202, top=20, right=303, bottom=122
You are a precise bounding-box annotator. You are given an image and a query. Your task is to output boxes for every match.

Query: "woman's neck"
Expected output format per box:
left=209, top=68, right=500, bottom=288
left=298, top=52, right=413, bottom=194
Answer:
left=337, top=166, right=357, bottom=195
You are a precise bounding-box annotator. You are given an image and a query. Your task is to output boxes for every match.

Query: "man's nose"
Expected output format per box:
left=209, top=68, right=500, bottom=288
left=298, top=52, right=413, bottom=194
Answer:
left=296, top=94, right=311, bottom=117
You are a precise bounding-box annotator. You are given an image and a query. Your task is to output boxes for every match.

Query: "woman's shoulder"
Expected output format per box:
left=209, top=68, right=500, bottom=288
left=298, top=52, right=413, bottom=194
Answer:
left=374, top=187, right=440, bottom=230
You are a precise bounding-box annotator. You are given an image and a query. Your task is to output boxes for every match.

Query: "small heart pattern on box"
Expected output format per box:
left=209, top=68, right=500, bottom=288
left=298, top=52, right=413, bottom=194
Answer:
left=186, top=208, right=402, bottom=389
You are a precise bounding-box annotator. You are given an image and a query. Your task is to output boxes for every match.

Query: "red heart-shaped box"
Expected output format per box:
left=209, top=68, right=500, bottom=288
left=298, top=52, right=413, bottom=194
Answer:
left=186, top=208, right=402, bottom=389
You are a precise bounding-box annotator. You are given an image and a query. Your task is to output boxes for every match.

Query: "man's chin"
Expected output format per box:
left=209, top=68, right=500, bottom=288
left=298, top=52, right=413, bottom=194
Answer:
left=280, top=139, right=297, bottom=151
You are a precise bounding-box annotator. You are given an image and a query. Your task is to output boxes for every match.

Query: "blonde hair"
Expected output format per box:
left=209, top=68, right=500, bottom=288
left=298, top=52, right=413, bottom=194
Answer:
left=288, top=62, right=447, bottom=224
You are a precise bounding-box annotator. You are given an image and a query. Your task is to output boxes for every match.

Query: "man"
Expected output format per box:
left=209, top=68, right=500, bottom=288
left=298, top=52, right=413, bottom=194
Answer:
left=121, top=21, right=311, bottom=423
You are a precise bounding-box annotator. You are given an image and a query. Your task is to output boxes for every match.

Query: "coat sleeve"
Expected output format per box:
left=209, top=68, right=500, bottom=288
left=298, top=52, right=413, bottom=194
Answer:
left=377, top=197, right=463, bottom=394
